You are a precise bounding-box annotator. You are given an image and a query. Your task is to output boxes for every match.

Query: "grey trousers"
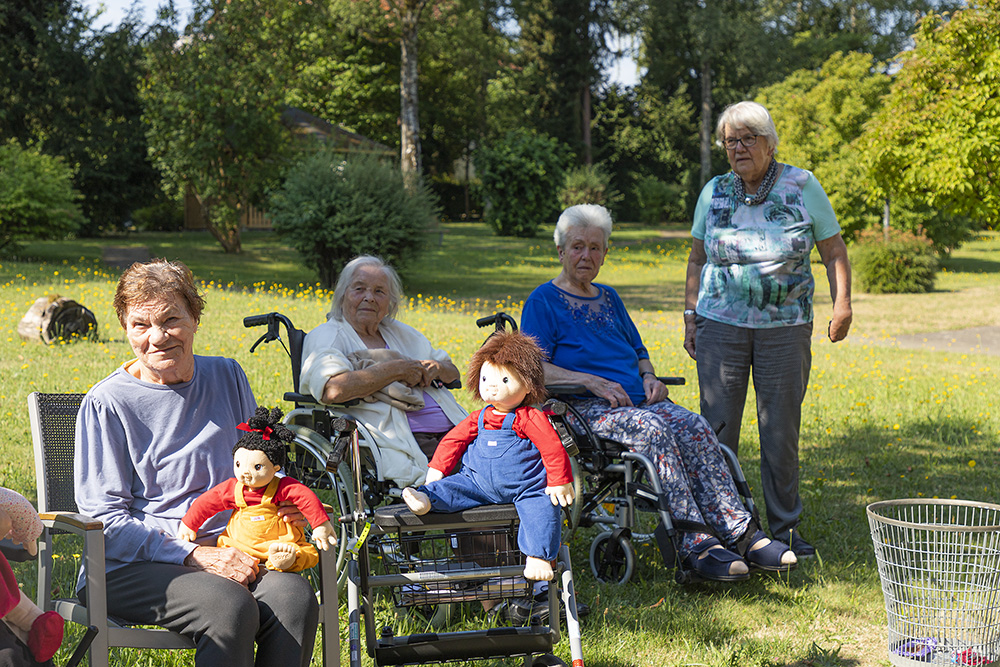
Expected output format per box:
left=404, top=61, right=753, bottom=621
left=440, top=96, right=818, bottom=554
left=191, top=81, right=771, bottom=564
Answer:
left=92, top=562, right=318, bottom=667
left=695, top=316, right=812, bottom=538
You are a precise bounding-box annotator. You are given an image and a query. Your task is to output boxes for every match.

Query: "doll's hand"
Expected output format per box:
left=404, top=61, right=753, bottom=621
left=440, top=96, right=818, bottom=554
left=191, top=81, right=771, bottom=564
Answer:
left=424, top=468, right=444, bottom=485
left=545, top=483, right=575, bottom=507
left=176, top=523, right=198, bottom=542
left=311, top=522, right=337, bottom=550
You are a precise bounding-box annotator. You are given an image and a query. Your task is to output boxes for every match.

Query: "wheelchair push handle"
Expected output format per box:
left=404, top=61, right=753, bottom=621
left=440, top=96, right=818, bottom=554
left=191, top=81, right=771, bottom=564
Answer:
left=243, top=312, right=297, bottom=354
left=476, top=312, right=518, bottom=332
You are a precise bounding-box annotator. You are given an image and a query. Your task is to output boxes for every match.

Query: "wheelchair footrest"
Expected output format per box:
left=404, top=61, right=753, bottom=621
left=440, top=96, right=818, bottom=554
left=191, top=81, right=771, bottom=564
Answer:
left=374, top=626, right=554, bottom=665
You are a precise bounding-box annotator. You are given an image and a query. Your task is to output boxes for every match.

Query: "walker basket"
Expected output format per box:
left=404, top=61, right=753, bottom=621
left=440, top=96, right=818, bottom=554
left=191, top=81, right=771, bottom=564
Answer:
left=375, top=526, right=530, bottom=607
left=868, top=499, right=1000, bottom=667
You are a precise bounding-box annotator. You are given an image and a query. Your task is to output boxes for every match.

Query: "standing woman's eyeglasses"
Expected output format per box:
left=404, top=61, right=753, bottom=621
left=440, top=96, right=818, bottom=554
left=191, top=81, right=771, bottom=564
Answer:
left=723, top=135, right=759, bottom=150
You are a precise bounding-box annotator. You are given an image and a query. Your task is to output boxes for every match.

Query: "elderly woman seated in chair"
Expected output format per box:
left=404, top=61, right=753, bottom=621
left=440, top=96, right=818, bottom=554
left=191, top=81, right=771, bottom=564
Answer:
left=519, top=204, right=797, bottom=582
left=74, top=259, right=319, bottom=667
left=299, top=254, right=468, bottom=487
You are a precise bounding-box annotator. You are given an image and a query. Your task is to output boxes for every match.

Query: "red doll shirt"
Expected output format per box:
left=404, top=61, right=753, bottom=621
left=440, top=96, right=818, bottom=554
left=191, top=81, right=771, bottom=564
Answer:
left=182, top=476, right=330, bottom=531
left=429, top=405, right=573, bottom=487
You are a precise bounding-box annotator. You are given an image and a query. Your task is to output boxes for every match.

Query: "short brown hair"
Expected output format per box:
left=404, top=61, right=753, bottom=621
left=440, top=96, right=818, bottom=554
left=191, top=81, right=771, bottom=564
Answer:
left=466, top=330, right=547, bottom=407
left=113, top=259, right=205, bottom=327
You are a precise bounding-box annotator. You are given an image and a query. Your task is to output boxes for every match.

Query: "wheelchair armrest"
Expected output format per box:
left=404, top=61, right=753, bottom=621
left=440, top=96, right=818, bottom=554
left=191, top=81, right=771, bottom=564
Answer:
left=659, top=377, right=685, bottom=385
left=546, top=383, right=587, bottom=396
left=283, top=391, right=360, bottom=407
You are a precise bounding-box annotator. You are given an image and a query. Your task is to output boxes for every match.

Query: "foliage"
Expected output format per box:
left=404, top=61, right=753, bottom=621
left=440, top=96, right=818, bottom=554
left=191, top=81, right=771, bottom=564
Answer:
left=756, top=51, right=891, bottom=239
left=559, top=164, right=622, bottom=210
left=864, top=1, right=1000, bottom=231
left=0, top=140, right=83, bottom=253
left=268, top=150, right=438, bottom=288
left=851, top=228, right=938, bottom=294
left=131, top=195, right=185, bottom=233
left=141, top=0, right=299, bottom=254
left=475, top=129, right=570, bottom=237
left=633, top=175, right=688, bottom=225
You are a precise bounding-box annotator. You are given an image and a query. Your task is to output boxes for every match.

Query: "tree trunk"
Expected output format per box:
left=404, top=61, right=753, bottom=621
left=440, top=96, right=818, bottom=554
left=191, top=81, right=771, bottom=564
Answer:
left=699, top=54, right=713, bottom=189
left=399, top=2, right=423, bottom=184
left=198, top=195, right=242, bottom=254
left=582, top=85, right=592, bottom=166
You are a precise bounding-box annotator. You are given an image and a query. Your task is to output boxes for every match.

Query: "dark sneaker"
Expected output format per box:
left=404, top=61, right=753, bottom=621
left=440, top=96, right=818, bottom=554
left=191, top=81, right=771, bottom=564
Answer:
left=491, top=595, right=591, bottom=626
left=774, top=529, right=816, bottom=558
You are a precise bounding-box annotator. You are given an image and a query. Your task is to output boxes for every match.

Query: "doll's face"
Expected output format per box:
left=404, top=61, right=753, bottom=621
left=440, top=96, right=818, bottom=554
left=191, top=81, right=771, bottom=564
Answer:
left=479, top=360, right=528, bottom=413
left=233, top=448, right=280, bottom=489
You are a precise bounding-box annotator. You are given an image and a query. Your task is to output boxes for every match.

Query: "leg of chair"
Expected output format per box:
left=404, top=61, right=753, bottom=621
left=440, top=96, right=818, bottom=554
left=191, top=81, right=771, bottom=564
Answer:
left=35, top=529, right=53, bottom=612
left=83, top=527, right=111, bottom=667
left=319, top=547, right=340, bottom=667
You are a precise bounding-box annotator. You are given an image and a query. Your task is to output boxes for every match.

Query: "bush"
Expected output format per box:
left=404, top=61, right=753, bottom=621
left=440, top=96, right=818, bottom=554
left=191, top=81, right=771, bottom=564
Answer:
left=132, top=195, right=184, bottom=232
left=475, top=130, right=569, bottom=237
left=633, top=176, right=687, bottom=226
left=558, top=164, right=621, bottom=211
left=851, top=228, right=938, bottom=294
left=268, top=149, right=439, bottom=288
left=0, top=140, right=83, bottom=253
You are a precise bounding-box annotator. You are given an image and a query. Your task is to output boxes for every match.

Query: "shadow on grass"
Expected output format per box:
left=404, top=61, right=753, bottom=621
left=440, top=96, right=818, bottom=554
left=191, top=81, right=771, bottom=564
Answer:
left=941, top=256, right=1000, bottom=275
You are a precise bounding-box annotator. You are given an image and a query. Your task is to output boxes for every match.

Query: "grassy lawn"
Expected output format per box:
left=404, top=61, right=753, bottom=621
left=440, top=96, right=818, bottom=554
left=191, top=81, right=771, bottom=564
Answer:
left=3, top=224, right=1000, bottom=666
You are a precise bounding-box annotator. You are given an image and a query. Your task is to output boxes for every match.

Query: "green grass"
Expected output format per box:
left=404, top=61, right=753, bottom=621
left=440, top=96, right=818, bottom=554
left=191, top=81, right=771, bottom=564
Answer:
left=4, top=225, right=1000, bottom=666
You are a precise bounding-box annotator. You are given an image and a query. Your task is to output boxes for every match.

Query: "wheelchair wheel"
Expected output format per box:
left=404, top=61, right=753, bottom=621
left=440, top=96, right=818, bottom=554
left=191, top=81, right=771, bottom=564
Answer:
left=284, top=425, right=353, bottom=590
left=590, top=529, right=635, bottom=585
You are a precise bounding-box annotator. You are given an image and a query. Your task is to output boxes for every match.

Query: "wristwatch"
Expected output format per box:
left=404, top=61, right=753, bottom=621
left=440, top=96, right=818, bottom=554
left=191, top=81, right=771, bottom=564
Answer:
left=683, top=309, right=696, bottom=317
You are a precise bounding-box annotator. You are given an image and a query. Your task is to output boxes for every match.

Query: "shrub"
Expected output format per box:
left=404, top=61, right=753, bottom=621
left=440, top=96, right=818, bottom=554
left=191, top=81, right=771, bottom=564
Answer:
left=475, top=129, right=569, bottom=237
left=132, top=195, right=184, bottom=232
left=0, top=140, right=83, bottom=253
left=634, top=176, right=687, bottom=226
left=268, top=149, right=439, bottom=288
left=558, top=164, right=621, bottom=211
left=851, top=228, right=938, bottom=294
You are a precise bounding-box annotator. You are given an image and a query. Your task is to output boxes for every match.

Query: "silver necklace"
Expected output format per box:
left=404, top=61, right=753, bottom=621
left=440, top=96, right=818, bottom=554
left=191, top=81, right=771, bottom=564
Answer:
left=734, top=159, right=778, bottom=206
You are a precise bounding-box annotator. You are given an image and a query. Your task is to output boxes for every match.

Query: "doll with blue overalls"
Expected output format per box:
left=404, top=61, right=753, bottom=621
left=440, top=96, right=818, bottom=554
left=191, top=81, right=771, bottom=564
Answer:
left=177, top=407, right=337, bottom=572
left=403, top=330, right=575, bottom=581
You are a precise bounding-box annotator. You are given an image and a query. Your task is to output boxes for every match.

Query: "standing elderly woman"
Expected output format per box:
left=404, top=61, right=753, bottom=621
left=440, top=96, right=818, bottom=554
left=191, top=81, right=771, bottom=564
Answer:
left=75, top=260, right=318, bottom=667
left=521, top=204, right=796, bottom=581
left=299, top=255, right=467, bottom=487
left=684, top=101, right=852, bottom=557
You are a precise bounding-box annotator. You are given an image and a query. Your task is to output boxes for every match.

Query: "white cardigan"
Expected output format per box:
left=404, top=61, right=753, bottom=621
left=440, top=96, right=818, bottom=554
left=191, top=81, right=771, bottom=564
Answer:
left=299, top=317, right=468, bottom=487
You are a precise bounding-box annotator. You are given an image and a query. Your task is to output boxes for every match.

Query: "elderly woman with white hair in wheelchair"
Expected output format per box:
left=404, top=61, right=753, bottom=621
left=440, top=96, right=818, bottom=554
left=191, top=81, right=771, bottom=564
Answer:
left=299, top=255, right=468, bottom=487
left=520, top=204, right=797, bottom=582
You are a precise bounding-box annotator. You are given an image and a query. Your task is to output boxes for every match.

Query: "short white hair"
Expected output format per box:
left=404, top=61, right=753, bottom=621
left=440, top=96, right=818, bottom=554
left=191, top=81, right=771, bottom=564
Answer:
left=715, top=101, right=779, bottom=152
left=329, top=255, right=402, bottom=322
left=553, top=204, right=613, bottom=249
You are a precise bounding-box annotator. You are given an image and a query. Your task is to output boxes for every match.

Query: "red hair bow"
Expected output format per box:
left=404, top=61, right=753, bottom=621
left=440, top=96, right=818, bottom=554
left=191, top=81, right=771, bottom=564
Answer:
left=237, top=422, right=273, bottom=440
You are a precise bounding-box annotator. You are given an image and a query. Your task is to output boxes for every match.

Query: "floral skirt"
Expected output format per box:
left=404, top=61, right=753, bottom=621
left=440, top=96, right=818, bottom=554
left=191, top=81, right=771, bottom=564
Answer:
left=571, top=397, right=753, bottom=557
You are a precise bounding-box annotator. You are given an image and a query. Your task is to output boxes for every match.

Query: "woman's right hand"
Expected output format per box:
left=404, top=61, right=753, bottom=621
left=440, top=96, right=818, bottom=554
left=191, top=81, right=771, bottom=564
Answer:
left=683, top=318, right=697, bottom=360
left=185, top=545, right=259, bottom=586
left=587, top=377, right=633, bottom=408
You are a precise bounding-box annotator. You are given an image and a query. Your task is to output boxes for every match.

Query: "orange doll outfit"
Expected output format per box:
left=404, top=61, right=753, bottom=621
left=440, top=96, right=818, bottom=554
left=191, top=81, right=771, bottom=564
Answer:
left=183, top=476, right=329, bottom=572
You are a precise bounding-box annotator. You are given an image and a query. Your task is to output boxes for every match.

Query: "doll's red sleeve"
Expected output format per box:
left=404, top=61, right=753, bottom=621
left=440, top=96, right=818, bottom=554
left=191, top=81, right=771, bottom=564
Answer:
left=181, top=478, right=238, bottom=531
left=514, top=406, right=574, bottom=487
left=274, top=477, right=332, bottom=528
left=428, top=411, right=480, bottom=476
left=0, top=552, right=19, bottom=618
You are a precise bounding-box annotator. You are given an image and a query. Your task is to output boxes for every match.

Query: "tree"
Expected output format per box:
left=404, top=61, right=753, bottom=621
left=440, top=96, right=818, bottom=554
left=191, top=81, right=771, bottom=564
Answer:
left=142, top=0, right=295, bottom=253
left=865, top=1, right=1000, bottom=231
left=0, top=140, right=83, bottom=253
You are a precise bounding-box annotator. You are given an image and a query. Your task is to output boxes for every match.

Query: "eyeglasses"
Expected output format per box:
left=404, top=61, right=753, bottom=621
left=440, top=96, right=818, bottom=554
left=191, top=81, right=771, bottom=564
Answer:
left=723, top=135, right=759, bottom=150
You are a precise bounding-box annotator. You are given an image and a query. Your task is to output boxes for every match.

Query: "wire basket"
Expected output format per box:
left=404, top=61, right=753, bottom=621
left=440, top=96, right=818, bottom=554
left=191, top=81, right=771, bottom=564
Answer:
left=375, top=526, right=530, bottom=607
left=868, top=499, right=1000, bottom=667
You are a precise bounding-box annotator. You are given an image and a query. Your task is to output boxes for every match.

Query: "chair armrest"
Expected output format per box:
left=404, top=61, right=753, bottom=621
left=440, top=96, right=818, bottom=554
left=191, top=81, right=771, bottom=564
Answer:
left=40, top=512, right=104, bottom=532
left=546, top=384, right=587, bottom=396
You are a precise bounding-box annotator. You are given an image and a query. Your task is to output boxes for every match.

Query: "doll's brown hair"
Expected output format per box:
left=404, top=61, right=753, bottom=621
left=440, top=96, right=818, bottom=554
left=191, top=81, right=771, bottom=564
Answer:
left=466, top=330, right=548, bottom=407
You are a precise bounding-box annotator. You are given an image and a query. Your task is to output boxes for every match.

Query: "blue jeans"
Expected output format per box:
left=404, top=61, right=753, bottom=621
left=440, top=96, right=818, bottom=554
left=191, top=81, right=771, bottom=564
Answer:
left=695, top=316, right=813, bottom=538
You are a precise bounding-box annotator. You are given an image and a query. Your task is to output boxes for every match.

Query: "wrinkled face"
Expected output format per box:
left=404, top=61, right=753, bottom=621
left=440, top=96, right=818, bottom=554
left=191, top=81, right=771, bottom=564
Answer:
left=343, top=265, right=392, bottom=331
left=723, top=123, right=774, bottom=185
left=557, top=226, right=607, bottom=286
left=478, top=360, right=528, bottom=413
left=233, top=447, right=280, bottom=489
left=124, top=293, right=198, bottom=385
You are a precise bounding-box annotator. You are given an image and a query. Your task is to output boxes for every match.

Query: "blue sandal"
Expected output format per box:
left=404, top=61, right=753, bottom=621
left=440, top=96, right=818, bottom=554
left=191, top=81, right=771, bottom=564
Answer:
left=685, top=539, right=750, bottom=582
left=744, top=530, right=797, bottom=573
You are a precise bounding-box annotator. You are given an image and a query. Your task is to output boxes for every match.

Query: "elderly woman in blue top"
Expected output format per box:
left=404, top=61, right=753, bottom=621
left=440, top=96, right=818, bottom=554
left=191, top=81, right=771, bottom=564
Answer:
left=520, top=204, right=796, bottom=582
left=74, top=260, right=318, bottom=667
left=684, top=101, right=853, bottom=558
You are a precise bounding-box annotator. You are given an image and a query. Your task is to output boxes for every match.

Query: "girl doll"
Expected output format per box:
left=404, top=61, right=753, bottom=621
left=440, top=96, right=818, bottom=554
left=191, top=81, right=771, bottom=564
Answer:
left=0, top=488, right=63, bottom=665
left=402, top=330, right=574, bottom=581
left=177, top=407, right=337, bottom=572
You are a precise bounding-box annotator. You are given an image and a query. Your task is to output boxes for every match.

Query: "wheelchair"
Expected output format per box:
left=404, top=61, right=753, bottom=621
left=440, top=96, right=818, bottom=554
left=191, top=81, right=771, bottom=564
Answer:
left=476, top=313, right=760, bottom=587
left=244, top=311, right=586, bottom=665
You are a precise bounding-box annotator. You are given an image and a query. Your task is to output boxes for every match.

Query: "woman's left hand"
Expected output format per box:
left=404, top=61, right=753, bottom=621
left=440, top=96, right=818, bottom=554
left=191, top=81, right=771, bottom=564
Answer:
left=828, top=303, right=853, bottom=342
left=643, top=375, right=669, bottom=405
left=276, top=500, right=308, bottom=528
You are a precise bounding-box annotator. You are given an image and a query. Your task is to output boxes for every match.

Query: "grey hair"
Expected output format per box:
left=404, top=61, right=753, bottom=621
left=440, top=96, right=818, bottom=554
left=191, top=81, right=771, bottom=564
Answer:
left=553, top=204, right=613, bottom=249
left=715, top=101, right=779, bottom=152
left=328, top=255, right=403, bottom=322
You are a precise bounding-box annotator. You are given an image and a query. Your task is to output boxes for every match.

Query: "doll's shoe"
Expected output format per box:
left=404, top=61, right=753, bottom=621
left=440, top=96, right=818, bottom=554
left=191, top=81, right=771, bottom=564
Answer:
left=744, top=530, right=797, bottom=573
left=28, top=610, right=63, bottom=662
left=685, top=539, right=749, bottom=582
